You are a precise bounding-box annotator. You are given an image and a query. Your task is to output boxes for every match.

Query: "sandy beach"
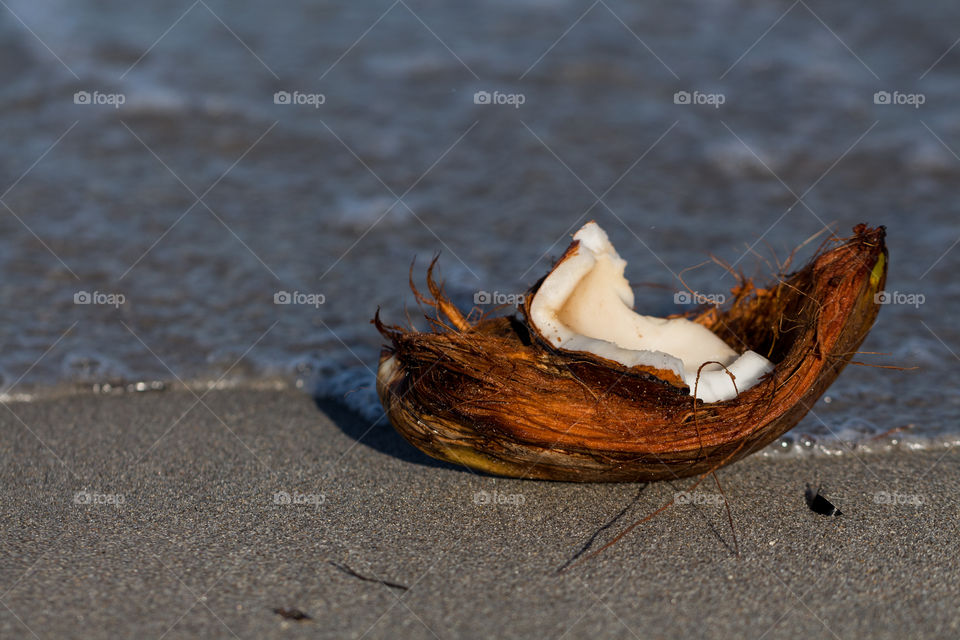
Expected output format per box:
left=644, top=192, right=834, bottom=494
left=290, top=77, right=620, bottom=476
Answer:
left=1, top=1, right=958, bottom=638
left=1, top=388, right=955, bottom=639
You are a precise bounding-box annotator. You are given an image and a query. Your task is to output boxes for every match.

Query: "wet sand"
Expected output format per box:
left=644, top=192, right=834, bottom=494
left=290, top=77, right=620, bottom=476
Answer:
left=1, top=388, right=956, bottom=639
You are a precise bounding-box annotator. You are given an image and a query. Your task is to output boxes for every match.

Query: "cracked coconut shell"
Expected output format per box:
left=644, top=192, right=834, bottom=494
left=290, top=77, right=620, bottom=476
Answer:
left=374, top=223, right=887, bottom=482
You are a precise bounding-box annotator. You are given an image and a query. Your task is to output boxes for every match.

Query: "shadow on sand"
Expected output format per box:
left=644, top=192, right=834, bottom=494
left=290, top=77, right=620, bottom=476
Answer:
left=313, top=395, right=467, bottom=474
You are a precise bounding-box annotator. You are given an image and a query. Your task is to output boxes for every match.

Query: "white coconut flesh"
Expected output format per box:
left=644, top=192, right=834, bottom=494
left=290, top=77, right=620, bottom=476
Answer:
left=528, top=222, right=774, bottom=403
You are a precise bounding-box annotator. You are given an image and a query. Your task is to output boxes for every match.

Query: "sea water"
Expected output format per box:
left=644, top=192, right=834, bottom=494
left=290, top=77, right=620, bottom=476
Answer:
left=1, top=0, right=957, bottom=456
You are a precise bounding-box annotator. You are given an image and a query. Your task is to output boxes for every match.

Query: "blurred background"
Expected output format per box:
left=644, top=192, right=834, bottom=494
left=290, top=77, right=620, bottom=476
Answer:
left=1, top=0, right=957, bottom=450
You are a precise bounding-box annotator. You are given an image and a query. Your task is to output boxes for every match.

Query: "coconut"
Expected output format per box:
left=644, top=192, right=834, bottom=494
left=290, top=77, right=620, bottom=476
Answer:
left=375, top=223, right=887, bottom=482
left=526, top=222, right=773, bottom=403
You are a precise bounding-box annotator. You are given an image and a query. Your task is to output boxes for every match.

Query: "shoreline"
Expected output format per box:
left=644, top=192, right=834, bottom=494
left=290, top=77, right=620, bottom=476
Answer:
left=0, top=378, right=945, bottom=457
left=1, top=388, right=956, bottom=639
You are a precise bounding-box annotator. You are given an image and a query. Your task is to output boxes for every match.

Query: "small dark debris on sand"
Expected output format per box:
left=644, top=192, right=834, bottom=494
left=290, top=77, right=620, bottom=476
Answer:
left=272, top=607, right=312, bottom=621
left=329, top=560, right=409, bottom=591
left=805, top=484, right=843, bottom=516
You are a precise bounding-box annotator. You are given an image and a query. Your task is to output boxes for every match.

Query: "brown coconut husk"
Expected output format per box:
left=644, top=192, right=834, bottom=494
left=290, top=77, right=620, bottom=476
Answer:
left=374, top=224, right=887, bottom=482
